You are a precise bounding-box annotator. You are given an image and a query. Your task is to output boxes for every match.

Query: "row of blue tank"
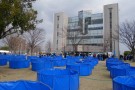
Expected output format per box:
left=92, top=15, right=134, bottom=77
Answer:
left=0, top=55, right=99, bottom=90
left=106, top=58, right=135, bottom=90
left=37, top=56, right=98, bottom=90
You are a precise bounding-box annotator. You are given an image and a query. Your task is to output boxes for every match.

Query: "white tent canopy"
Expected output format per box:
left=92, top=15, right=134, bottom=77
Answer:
left=0, top=50, right=11, bottom=53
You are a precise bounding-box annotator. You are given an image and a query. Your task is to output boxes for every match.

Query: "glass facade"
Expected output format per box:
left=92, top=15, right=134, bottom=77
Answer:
left=67, top=11, right=103, bottom=46
left=68, top=16, right=79, bottom=29
left=78, top=10, right=92, bottom=34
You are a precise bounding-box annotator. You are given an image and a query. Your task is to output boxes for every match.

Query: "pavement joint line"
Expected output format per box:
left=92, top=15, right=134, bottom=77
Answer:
left=80, top=76, right=112, bottom=82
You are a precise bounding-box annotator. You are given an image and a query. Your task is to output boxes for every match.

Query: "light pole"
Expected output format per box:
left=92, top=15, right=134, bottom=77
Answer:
left=113, top=39, right=116, bottom=57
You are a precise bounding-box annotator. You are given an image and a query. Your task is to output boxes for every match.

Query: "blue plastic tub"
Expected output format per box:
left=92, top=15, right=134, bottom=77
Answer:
left=66, top=63, right=92, bottom=76
left=106, top=58, right=122, bottom=67
left=126, top=67, right=135, bottom=76
left=37, top=69, right=79, bottom=90
left=110, top=64, right=130, bottom=78
left=28, top=56, right=38, bottom=60
left=31, top=61, right=45, bottom=71
left=83, top=57, right=99, bottom=66
left=107, top=62, right=124, bottom=71
left=0, top=59, right=7, bottom=66
left=0, top=80, right=51, bottom=90
left=109, top=63, right=130, bottom=70
left=110, top=66, right=135, bottom=78
left=31, top=60, right=53, bottom=71
left=0, top=55, right=11, bottom=61
left=113, top=76, right=135, bottom=90
left=83, top=60, right=97, bottom=69
left=76, top=61, right=95, bottom=69
left=53, top=59, right=67, bottom=67
left=9, top=60, right=30, bottom=69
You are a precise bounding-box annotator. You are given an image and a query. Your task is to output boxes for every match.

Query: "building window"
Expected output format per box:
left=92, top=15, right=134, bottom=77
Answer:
left=57, top=24, right=59, bottom=28
left=109, top=8, right=113, bottom=51
left=57, top=40, right=58, bottom=44
left=110, top=10, right=112, bottom=19
left=109, top=8, right=112, bottom=30
left=91, top=19, right=103, bottom=24
left=57, top=16, right=60, bottom=21
left=57, top=32, right=59, bottom=36
left=110, top=22, right=112, bottom=29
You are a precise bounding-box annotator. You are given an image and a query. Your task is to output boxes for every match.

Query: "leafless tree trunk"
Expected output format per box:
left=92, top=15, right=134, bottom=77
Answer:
left=67, top=30, right=83, bottom=52
left=23, top=28, right=45, bottom=55
left=58, top=23, right=84, bottom=52
left=114, top=21, right=135, bottom=61
left=67, top=17, right=85, bottom=52
left=103, top=38, right=110, bottom=52
left=3, top=35, right=26, bottom=54
left=34, top=45, right=42, bottom=55
left=45, top=40, right=52, bottom=53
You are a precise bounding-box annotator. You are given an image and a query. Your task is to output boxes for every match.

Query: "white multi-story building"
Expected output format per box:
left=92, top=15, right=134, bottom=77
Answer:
left=104, top=3, right=119, bottom=57
left=53, top=12, right=68, bottom=53
left=53, top=3, right=119, bottom=57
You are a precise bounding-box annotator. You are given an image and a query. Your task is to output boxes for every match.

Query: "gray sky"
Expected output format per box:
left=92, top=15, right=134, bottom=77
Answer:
left=32, top=0, right=135, bottom=54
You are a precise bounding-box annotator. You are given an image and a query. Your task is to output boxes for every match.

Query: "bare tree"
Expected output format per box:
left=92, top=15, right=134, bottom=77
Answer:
left=58, top=21, right=84, bottom=52
left=45, top=40, right=52, bottom=53
left=34, top=45, right=42, bottom=55
left=103, top=38, right=110, bottom=52
left=67, top=16, right=87, bottom=52
left=23, top=28, right=45, bottom=55
left=57, top=26, right=83, bottom=52
left=3, top=35, right=26, bottom=54
left=114, top=21, right=135, bottom=61
left=67, top=30, right=83, bottom=52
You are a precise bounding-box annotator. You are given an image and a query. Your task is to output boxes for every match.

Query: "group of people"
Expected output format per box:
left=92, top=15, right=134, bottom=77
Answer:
left=96, top=54, right=108, bottom=61
left=119, top=54, right=133, bottom=61
left=40, top=52, right=109, bottom=61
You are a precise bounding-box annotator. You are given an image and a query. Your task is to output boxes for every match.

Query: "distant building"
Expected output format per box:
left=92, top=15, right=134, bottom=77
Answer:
left=53, top=3, right=119, bottom=57
left=67, top=10, right=103, bottom=53
left=53, top=12, right=68, bottom=53
left=104, top=3, right=119, bottom=57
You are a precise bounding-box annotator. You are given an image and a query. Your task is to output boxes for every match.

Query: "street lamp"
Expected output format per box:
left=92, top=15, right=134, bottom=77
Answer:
left=113, top=39, right=116, bottom=57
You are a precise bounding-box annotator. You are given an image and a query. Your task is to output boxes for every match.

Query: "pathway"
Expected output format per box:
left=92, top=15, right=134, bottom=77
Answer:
left=80, top=61, right=112, bottom=90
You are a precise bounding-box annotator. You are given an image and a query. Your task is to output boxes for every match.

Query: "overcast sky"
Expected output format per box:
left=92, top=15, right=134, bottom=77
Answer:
left=32, top=0, right=135, bottom=54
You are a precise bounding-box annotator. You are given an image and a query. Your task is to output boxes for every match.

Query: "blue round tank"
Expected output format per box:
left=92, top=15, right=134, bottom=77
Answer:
left=0, top=80, right=51, bottom=90
left=37, top=69, right=79, bottom=90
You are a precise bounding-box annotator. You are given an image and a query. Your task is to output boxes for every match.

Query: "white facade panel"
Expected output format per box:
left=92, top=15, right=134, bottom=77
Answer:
left=53, top=12, right=68, bottom=54
left=104, top=3, right=119, bottom=57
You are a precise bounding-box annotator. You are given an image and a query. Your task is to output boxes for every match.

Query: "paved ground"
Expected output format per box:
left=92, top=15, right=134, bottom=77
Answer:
left=80, top=61, right=112, bottom=90
left=0, top=61, right=135, bottom=90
